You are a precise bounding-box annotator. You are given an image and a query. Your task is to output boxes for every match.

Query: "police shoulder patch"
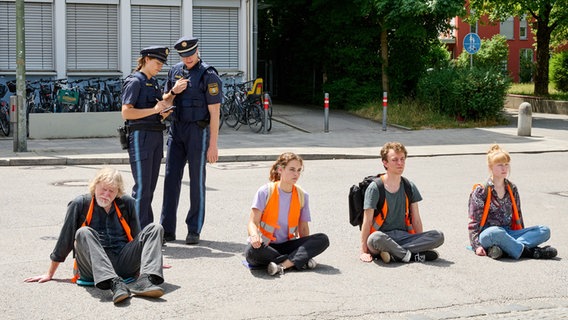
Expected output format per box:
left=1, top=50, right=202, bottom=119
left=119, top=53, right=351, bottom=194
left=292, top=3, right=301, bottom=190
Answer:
left=208, top=83, right=219, bottom=96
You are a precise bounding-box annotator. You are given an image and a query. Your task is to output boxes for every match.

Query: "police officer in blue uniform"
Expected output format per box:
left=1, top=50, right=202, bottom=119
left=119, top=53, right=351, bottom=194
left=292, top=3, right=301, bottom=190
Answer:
left=121, top=46, right=174, bottom=230
left=160, top=37, right=222, bottom=244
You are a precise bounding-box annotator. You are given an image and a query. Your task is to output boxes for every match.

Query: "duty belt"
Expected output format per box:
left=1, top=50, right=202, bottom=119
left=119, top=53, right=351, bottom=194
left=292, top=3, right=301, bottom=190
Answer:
left=127, top=123, right=166, bottom=132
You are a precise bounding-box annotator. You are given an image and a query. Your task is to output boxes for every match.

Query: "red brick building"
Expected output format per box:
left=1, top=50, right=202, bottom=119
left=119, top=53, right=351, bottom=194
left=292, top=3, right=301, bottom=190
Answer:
left=441, top=15, right=536, bottom=82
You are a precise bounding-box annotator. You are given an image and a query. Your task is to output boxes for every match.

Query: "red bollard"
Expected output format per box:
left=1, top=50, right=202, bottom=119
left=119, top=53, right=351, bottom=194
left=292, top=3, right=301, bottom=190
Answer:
left=382, top=92, right=387, bottom=131
left=324, top=93, right=329, bottom=133
left=263, top=93, right=270, bottom=134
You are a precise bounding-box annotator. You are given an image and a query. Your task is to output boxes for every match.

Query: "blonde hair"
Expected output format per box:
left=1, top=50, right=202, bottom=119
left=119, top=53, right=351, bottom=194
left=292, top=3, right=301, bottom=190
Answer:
left=88, top=167, right=125, bottom=198
left=487, top=143, right=511, bottom=167
left=269, top=152, right=303, bottom=182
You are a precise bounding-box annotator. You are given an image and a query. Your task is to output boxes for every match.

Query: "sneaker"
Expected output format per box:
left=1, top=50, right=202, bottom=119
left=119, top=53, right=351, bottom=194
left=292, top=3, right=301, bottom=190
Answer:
left=532, top=246, right=557, bottom=259
left=185, top=232, right=200, bottom=245
left=129, top=274, right=164, bottom=298
left=379, top=251, right=391, bottom=264
left=305, top=258, right=317, bottom=269
left=111, top=277, right=131, bottom=304
left=487, top=246, right=503, bottom=260
left=413, top=250, right=439, bottom=262
left=267, top=262, right=285, bottom=276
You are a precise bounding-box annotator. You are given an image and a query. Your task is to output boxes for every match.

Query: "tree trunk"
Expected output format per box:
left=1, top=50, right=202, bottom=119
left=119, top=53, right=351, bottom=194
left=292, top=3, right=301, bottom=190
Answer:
left=533, top=13, right=553, bottom=96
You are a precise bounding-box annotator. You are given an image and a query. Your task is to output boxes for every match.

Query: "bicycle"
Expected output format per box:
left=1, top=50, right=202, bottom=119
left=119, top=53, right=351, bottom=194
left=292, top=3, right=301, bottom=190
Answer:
left=224, top=81, right=265, bottom=133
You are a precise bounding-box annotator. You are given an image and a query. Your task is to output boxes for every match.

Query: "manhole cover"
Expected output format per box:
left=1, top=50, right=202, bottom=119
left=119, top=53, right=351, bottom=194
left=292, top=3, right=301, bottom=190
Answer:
left=20, top=166, right=65, bottom=170
left=213, top=162, right=270, bottom=170
left=52, top=179, right=89, bottom=187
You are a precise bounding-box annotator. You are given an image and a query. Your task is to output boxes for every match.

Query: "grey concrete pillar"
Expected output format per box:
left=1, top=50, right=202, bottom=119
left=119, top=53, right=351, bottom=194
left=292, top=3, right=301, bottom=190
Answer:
left=517, top=102, right=532, bottom=136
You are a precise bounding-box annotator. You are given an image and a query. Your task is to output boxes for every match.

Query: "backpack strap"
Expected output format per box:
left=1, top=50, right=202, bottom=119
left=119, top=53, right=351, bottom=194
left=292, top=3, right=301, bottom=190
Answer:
left=375, top=175, right=413, bottom=218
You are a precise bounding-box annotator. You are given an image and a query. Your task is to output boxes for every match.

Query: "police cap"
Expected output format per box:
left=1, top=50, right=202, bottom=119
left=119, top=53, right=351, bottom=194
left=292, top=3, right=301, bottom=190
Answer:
left=140, top=46, right=169, bottom=64
left=174, top=37, right=199, bottom=57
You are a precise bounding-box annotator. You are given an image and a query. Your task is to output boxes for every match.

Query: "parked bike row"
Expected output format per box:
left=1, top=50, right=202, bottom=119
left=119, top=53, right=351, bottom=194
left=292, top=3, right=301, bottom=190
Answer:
left=219, top=74, right=272, bottom=133
left=0, top=75, right=274, bottom=137
left=3, top=77, right=125, bottom=114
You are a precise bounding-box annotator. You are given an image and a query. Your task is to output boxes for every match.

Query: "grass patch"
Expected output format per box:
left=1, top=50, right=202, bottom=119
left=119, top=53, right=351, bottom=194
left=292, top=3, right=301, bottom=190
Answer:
left=350, top=100, right=509, bottom=130
left=509, top=83, right=568, bottom=100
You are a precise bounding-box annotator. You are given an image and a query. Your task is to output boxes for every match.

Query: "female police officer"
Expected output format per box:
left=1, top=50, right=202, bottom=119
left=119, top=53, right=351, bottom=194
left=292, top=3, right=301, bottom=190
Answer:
left=121, top=46, right=174, bottom=229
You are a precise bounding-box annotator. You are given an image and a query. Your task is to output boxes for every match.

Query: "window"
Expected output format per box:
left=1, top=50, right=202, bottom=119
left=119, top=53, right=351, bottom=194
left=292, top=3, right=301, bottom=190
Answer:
left=0, top=1, right=54, bottom=72
left=519, top=18, right=528, bottom=40
left=470, top=22, right=478, bottom=34
left=66, top=3, right=119, bottom=72
left=500, top=17, right=514, bottom=40
left=193, top=7, right=239, bottom=70
left=131, top=5, right=181, bottom=71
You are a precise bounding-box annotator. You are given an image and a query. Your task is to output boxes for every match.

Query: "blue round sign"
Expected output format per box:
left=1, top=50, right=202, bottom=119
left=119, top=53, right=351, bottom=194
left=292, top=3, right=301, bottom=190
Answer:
left=463, top=33, right=481, bottom=54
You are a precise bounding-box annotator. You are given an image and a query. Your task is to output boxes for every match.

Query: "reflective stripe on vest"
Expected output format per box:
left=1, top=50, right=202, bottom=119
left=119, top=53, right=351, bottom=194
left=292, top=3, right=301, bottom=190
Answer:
left=370, top=176, right=414, bottom=234
left=259, top=182, right=301, bottom=243
left=479, top=183, right=522, bottom=230
left=71, top=197, right=133, bottom=283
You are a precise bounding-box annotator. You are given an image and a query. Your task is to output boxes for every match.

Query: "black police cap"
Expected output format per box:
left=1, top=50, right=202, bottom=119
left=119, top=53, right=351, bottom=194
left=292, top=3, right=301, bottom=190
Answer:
left=140, top=46, right=169, bottom=64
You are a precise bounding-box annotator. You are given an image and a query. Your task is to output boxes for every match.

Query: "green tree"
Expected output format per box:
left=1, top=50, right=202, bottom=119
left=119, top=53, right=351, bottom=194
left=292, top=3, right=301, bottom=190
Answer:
left=468, top=0, right=568, bottom=96
left=258, top=0, right=463, bottom=107
left=359, top=0, right=464, bottom=98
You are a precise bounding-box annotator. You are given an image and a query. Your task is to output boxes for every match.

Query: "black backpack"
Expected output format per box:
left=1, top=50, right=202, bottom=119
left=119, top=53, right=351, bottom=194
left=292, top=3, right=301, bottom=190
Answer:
left=348, top=174, right=413, bottom=229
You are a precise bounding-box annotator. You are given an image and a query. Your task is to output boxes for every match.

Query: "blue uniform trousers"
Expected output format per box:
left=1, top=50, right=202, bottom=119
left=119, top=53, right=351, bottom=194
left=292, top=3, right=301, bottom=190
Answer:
left=128, top=129, right=163, bottom=229
left=160, top=121, right=209, bottom=235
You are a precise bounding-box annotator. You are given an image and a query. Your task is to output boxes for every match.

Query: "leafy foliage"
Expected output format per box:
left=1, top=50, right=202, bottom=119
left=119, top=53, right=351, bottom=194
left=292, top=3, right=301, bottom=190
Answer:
left=257, top=0, right=464, bottom=108
left=418, top=66, right=511, bottom=120
left=550, top=51, right=568, bottom=92
left=467, top=0, right=568, bottom=95
left=456, top=35, right=509, bottom=73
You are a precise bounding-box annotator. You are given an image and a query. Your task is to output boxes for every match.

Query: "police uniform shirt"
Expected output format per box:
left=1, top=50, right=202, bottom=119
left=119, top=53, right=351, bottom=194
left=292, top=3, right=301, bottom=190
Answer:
left=122, top=72, right=162, bottom=123
left=165, top=61, right=223, bottom=106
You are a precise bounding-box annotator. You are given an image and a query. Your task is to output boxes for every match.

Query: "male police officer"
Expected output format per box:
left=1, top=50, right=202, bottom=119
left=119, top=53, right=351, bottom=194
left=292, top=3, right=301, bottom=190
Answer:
left=122, top=46, right=173, bottom=230
left=160, top=36, right=222, bottom=244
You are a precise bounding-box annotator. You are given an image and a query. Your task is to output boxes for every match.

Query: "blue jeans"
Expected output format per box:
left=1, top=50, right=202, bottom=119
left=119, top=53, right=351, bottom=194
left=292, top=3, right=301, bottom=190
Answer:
left=479, top=225, right=550, bottom=259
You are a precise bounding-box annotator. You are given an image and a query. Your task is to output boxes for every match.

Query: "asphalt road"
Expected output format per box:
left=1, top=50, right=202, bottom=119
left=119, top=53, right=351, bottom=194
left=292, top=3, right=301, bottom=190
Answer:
left=2, top=153, right=567, bottom=319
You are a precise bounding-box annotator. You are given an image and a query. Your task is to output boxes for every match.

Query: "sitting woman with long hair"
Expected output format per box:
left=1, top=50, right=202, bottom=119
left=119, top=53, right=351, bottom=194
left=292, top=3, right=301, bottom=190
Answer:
left=245, top=152, right=329, bottom=276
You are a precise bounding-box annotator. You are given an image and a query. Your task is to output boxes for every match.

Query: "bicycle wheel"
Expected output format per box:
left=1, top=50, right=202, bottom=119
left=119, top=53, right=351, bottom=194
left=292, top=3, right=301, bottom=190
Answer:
left=247, top=103, right=264, bottom=133
left=224, top=101, right=240, bottom=128
left=0, top=107, right=10, bottom=136
left=219, top=101, right=228, bottom=129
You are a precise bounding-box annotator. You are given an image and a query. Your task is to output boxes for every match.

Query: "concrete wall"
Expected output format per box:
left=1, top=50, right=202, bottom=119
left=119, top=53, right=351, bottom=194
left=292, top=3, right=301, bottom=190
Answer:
left=505, top=94, right=568, bottom=115
left=29, top=112, right=123, bottom=139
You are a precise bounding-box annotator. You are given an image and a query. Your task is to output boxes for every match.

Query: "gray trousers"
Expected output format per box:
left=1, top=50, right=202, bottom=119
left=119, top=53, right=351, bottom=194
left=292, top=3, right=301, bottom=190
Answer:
left=367, top=229, right=444, bottom=260
left=75, top=223, right=164, bottom=289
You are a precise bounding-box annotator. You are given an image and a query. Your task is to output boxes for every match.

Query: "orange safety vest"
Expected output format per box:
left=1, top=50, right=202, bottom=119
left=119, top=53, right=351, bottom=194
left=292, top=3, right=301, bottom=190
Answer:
left=259, top=182, right=301, bottom=244
left=71, top=197, right=133, bottom=283
left=370, top=176, right=415, bottom=234
left=477, top=183, right=523, bottom=230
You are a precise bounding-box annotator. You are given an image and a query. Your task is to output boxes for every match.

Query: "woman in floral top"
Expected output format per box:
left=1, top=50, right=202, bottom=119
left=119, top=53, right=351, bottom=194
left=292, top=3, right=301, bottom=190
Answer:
left=467, top=144, right=557, bottom=260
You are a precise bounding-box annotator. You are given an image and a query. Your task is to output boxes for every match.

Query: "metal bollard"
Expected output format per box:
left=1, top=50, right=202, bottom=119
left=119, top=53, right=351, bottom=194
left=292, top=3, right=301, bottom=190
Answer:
left=382, top=92, right=387, bottom=131
left=517, top=102, right=532, bottom=136
left=324, top=93, right=329, bottom=133
left=263, top=93, right=270, bottom=134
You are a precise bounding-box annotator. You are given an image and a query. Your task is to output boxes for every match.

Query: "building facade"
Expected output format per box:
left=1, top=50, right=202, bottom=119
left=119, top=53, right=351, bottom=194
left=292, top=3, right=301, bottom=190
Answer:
left=441, top=15, right=536, bottom=82
left=0, top=0, right=257, bottom=82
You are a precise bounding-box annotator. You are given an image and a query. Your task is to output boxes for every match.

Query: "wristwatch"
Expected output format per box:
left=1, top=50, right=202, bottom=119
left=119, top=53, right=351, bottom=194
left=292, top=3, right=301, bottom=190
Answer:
left=169, top=89, right=177, bottom=96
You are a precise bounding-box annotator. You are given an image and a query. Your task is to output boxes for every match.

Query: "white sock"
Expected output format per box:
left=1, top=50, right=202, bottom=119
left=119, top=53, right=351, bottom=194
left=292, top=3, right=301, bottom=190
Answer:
left=401, top=250, right=412, bottom=263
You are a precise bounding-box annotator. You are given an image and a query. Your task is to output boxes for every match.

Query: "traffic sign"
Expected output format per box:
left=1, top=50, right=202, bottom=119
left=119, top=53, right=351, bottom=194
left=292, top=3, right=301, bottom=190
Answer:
left=463, top=33, right=481, bottom=54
